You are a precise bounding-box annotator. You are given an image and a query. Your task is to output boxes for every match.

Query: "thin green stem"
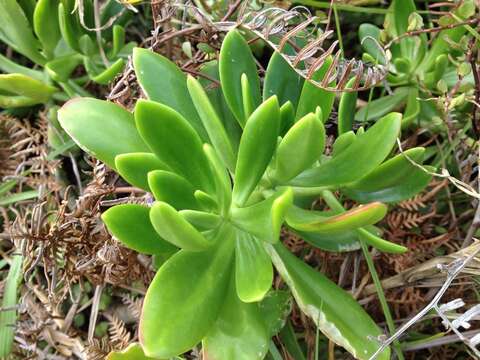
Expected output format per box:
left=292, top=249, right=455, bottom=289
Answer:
left=333, top=4, right=344, bottom=56
left=359, top=240, right=404, bottom=360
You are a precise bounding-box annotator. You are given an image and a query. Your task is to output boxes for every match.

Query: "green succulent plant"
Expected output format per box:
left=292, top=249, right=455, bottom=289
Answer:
left=0, top=0, right=135, bottom=153
left=352, top=0, right=475, bottom=130
left=58, top=28, right=433, bottom=359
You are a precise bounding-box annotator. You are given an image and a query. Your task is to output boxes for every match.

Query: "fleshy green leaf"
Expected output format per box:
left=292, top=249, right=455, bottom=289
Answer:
left=198, top=61, right=242, bottom=152
left=0, top=73, right=57, bottom=104
left=357, top=228, right=407, bottom=254
left=233, top=96, right=280, bottom=206
left=402, top=87, right=420, bottom=128
left=115, top=153, right=168, bottom=192
left=179, top=210, right=221, bottom=231
left=231, top=188, right=293, bottom=244
left=135, top=99, right=214, bottom=193
left=343, top=148, right=432, bottom=203
left=273, top=112, right=325, bottom=183
left=358, top=24, right=386, bottom=64
left=90, top=59, right=126, bottom=85
left=291, top=113, right=402, bottom=187
left=332, top=131, right=356, bottom=157
left=295, top=56, right=334, bottom=122
left=0, top=0, right=45, bottom=65
left=58, top=98, right=149, bottom=170
left=293, top=229, right=361, bottom=252
left=148, top=170, right=200, bottom=210
left=33, top=0, right=60, bottom=59
left=140, top=225, right=234, bottom=358
left=263, top=51, right=303, bottom=108
left=266, top=243, right=390, bottom=360
left=132, top=48, right=207, bottom=140
left=203, top=144, right=232, bottom=214
left=279, top=101, right=295, bottom=136
left=203, top=276, right=273, bottom=360
left=235, top=231, right=273, bottom=303
left=355, top=87, right=409, bottom=121
left=187, top=75, right=236, bottom=171
left=58, top=2, right=82, bottom=52
left=149, top=201, right=211, bottom=251
left=219, top=29, right=261, bottom=126
left=286, top=203, right=387, bottom=233
left=337, top=78, right=358, bottom=135
left=102, top=204, right=176, bottom=255
left=45, top=54, right=83, bottom=82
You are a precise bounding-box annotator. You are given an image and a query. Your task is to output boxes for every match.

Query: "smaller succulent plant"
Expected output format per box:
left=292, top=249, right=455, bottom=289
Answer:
left=352, top=0, right=475, bottom=130
left=59, top=28, right=433, bottom=359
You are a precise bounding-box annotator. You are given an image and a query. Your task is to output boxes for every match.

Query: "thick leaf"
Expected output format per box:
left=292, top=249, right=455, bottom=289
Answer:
left=402, top=87, right=420, bottom=128
left=355, top=87, right=409, bottom=121
left=58, top=98, right=149, bottom=170
left=45, top=54, right=83, bottom=82
left=150, top=201, right=211, bottom=251
left=259, top=290, right=292, bottom=337
left=180, top=210, right=221, bottom=231
left=148, top=170, right=200, bottom=210
left=91, top=59, right=126, bottom=85
left=273, top=113, right=325, bottom=183
left=194, top=190, right=218, bottom=212
left=198, top=61, right=242, bottom=152
left=332, top=131, right=356, bottom=157
left=291, top=113, right=402, bottom=187
left=203, top=276, right=272, bottom=360
left=286, top=203, right=387, bottom=233
left=219, top=29, right=261, bottom=126
left=231, top=188, right=293, bottom=244
left=266, top=243, right=390, bottom=360
left=0, top=0, right=45, bottom=65
left=294, top=229, right=361, bottom=252
left=102, top=204, right=176, bottom=254
left=187, top=75, right=236, bottom=171
left=321, top=191, right=407, bottom=253
left=58, top=2, right=82, bottom=52
left=132, top=48, right=207, bottom=140
left=337, top=78, right=358, bottom=135
left=356, top=228, right=407, bottom=254
left=344, top=148, right=432, bottom=203
left=106, top=343, right=156, bottom=360
left=235, top=230, right=273, bottom=302
left=111, top=25, right=125, bottom=58
left=0, top=53, right=43, bottom=80
left=33, top=0, right=60, bottom=58
left=203, top=144, right=232, bottom=214
left=358, top=24, right=386, bottom=64
left=295, top=57, right=334, bottom=122
left=263, top=51, right=303, bottom=108
left=140, top=225, right=235, bottom=358
left=392, top=0, right=417, bottom=59
left=279, top=101, right=295, bottom=136
left=135, top=100, right=214, bottom=193
left=115, top=153, right=168, bottom=191
left=0, top=74, right=57, bottom=104
left=233, top=96, right=280, bottom=206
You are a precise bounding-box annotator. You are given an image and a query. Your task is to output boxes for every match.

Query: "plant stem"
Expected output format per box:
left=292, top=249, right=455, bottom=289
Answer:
left=333, top=4, right=344, bottom=56
left=359, top=240, right=405, bottom=360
